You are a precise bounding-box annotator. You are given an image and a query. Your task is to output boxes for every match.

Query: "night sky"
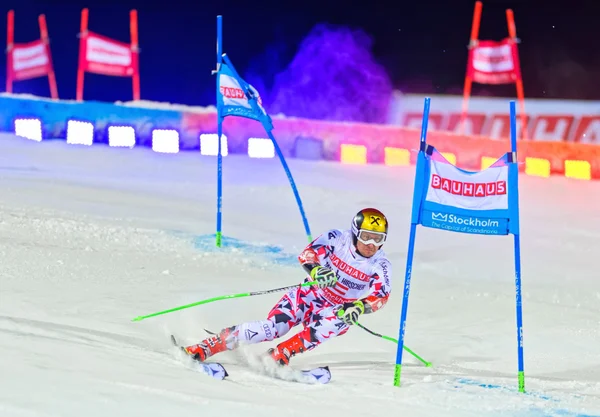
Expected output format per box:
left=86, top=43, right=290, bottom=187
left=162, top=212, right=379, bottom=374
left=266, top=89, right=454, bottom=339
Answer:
left=2, top=0, right=599, bottom=110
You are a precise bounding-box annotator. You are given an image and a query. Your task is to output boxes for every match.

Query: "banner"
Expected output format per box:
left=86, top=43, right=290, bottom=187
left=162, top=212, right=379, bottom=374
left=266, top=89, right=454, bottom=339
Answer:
left=212, top=15, right=311, bottom=248
left=467, top=38, right=522, bottom=85
left=79, top=31, right=138, bottom=77
left=394, top=93, right=600, bottom=144
left=8, top=40, right=52, bottom=81
left=5, top=10, right=58, bottom=99
left=393, top=98, right=525, bottom=393
left=76, top=8, right=140, bottom=101
left=460, top=4, right=526, bottom=138
left=417, top=146, right=517, bottom=236
left=217, top=58, right=272, bottom=130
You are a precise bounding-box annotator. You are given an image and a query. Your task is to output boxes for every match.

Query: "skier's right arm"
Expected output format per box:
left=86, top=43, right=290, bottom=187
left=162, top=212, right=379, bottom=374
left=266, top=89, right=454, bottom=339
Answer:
left=297, top=230, right=340, bottom=289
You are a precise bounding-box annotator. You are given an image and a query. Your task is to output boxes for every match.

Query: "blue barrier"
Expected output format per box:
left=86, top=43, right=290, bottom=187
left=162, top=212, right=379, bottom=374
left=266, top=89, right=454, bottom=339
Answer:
left=0, top=94, right=183, bottom=147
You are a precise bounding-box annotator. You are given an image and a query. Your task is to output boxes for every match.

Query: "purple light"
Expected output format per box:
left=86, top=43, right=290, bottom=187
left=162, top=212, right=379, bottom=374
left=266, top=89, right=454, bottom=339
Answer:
left=14, top=118, right=42, bottom=141
left=108, top=126, right=136, bottom=148
left=267, top=24, right=393, bottom=124
left=66, top=120, right=94, bottom=146
left=152, top=129, right=179, bottom=153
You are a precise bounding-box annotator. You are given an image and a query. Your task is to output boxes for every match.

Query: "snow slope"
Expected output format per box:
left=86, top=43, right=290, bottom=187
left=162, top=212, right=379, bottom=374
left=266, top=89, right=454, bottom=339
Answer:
left=0, top=133, right=599, bottom=417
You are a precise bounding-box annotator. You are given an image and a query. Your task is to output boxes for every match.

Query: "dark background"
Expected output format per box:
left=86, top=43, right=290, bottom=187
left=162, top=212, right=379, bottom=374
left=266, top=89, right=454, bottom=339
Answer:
left=2, top=0, right=599, bottom=111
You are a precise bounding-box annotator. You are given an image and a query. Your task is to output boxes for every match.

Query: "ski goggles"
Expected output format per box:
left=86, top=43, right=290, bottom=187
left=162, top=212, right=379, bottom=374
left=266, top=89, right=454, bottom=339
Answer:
left=357, top=230, right=386, bottom=247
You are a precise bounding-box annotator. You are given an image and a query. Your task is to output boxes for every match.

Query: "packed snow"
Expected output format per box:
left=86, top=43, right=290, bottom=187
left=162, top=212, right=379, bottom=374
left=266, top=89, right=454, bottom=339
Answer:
left=0, top=132, right=599, bottom=417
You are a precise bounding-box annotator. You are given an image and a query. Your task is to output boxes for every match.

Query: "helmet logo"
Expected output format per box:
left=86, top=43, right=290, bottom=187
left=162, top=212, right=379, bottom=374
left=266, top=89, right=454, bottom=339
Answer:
left=370, top=215, right=381, bottom=226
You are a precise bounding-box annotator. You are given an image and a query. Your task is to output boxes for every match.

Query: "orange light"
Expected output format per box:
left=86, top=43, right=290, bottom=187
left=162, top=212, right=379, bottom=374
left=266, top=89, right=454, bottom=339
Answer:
left=384, top=147, right=410, bottom=166
left=525, top=157, right=550, bottom=177
left=564, top=160, right=591, bottom=180
left=441, top=152, right=457, bottom=165
left=340, top=144, right=367, bottom=165
left=481, top=156, right=496, bottom=170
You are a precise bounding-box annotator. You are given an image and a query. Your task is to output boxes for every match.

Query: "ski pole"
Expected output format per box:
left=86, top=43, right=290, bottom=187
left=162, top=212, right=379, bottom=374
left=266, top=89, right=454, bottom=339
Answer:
left=355, top=322, right=432, bottom=367
left=131, top=281, right=317, bottom=322
left=336, top=307, right=431, bottom=367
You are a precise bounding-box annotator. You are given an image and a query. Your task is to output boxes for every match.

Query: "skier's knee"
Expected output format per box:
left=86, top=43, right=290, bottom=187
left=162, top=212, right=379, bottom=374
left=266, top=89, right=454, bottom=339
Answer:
left=266, top=312, right=297, bottom=339
left=236, top=320, right=279, bottom=343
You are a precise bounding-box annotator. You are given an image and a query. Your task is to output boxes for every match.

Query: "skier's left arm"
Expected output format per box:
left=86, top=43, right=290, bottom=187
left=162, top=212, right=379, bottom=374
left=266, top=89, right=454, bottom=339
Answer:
left=338, top=259, right=392, bottom=325
left=360, top=259, right=392, bottom=314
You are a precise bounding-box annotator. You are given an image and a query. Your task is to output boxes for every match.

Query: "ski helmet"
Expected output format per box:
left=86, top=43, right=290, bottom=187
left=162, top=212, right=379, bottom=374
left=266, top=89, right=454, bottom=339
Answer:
left=351, top=208, right=388, bottom=247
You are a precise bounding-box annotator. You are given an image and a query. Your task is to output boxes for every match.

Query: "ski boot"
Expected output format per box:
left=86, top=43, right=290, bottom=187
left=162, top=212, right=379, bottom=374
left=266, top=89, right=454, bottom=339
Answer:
left=184, top=327, right=235, bottom=362
left=268, top=333, right=306, bottom=366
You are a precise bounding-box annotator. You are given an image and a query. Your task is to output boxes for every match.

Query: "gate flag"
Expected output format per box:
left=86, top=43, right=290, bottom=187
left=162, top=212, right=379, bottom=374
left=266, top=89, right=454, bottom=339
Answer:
left=394, top=97, right=525, bottom=393
left=416, top=143, right=519, bottom=236
left=216, top=56, right=272, bottom=131
left=212, top=15, right=312, bottom=248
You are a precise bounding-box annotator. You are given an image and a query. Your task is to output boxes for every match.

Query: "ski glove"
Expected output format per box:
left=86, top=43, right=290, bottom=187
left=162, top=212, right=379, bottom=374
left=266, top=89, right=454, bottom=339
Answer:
left=337, top=300, right=365, bottom=325
left=310, top=265, right=337, bottom=289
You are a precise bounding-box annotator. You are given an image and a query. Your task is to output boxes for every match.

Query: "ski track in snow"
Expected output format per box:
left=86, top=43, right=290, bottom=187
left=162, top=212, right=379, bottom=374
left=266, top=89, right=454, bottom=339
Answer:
left=0, top=133, right=599, bottom=417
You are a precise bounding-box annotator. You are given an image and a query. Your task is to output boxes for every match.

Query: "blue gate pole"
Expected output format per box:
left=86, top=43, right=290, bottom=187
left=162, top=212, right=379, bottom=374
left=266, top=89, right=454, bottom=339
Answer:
left=215, top=15, right=224, bottom=247
left=393, top=97, right=430, bottom=387
left=267, top=130, right=312, bottom=242
left=509, top=100, right=525, bottom=393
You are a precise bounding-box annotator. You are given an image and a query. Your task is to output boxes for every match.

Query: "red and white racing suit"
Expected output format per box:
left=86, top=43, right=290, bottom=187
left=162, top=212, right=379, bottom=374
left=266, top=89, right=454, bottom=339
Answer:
left=227, top=228, right=392, bottom=351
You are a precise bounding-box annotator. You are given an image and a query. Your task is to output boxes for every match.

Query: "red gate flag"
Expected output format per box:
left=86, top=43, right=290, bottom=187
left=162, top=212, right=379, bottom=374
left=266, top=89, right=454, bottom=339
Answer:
left=76, top=8, right=140, bottom=101
left=6, top=10, right=58, bottom=99
left=460, top=3, right=526, bottom=139
left=466, top=38, right=522, bottom=85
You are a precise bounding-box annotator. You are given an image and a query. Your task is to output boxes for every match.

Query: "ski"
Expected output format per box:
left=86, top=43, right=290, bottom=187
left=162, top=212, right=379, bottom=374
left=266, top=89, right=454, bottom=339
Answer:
left=203, top=329, right=332, bottom=384
left=290, top=365, right=331, bottom=384
left=171, top=335, right=229, bottom=380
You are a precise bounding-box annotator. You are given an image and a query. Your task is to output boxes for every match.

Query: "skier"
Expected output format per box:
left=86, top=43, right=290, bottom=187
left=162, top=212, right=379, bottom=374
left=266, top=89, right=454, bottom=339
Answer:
left=183, top=207, right=392, bottom=366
